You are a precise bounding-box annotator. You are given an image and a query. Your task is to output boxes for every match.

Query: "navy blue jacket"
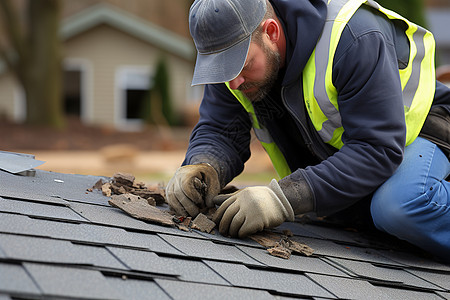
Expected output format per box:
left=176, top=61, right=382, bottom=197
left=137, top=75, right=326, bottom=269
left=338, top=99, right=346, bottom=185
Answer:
left=184, top=0, right=450, bottom=216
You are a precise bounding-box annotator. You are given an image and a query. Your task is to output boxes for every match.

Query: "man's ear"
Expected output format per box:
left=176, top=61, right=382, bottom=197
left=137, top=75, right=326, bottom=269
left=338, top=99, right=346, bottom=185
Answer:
left=262, top=19, right=280, bottom=44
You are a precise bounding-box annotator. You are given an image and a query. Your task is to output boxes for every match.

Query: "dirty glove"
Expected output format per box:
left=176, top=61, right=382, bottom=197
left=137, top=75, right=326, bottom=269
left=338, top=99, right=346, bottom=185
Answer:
left=166, top=163, right=220, bottom=217
left=213, top=179, right=295, bottom=238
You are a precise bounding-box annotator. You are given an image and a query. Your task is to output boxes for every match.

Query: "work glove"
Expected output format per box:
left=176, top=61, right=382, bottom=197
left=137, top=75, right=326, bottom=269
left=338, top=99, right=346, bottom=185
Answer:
left=166, top=163, right=220, bottom=217
left=213, top=179, right=295, bottom=238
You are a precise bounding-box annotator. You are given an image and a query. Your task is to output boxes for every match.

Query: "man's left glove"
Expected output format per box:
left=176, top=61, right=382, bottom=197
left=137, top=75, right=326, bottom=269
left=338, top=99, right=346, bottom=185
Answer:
left=166, top=163, right=220, bottom=217
left=213, top=179, right=295, bottom=238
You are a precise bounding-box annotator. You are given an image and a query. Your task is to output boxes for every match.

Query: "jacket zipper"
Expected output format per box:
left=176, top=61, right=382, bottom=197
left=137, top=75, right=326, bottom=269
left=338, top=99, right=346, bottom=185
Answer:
left=281, top=86, right=330, bottom=161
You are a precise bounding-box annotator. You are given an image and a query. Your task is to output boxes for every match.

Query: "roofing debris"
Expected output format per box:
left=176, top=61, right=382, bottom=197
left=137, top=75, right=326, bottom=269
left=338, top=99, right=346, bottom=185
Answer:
left=93, top=172, right=313, bottom=258
left=0, top=151, right=45, bottom=176
left=109, top=193, right=175, bottom=226
left=93, top=172, right=219, bottom=234
left=96, top=172, right=165, bottom=205
left=250, top=231, right=314, bottom=259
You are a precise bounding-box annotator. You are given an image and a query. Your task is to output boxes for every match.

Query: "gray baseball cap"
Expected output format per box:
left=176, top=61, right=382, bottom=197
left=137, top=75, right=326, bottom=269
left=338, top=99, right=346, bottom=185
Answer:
left=189, top=0, right=267, bottom=86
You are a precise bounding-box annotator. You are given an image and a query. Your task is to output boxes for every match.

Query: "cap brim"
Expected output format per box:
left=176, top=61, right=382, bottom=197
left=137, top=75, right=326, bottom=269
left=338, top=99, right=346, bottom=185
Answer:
left=191, top=36, right=251, bottom=86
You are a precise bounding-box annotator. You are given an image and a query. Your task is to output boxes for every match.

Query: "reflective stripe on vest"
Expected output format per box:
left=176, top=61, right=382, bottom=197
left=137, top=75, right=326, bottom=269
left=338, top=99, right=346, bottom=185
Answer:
left=303, top=0, right=436, bottom=149
left=225, top=82, right=292, bottom=178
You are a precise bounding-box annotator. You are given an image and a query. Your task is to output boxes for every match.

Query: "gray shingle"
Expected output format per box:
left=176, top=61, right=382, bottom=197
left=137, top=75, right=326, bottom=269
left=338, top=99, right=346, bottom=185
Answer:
left=23, top=262, right=119, bottom=299
left=107, top=247, right=180, bottom=277
left=236, top=245, right=348, bottom=277
left=0, top=170, right=109, bottom=205
left=155, top=278, right=276, bottom=300
left=159, top=234, right=263, bottom=266
left=0, top=197, right=87, bottom=222
left=0, top=189, right=68, bottom=206
left=328, top=257, right=444, bottom=291
left=107, top=247, right=229, bottom=285
left=0, top=212, right=175, bottom=250
left=194, top=229, right=265, bottom=248
left=69, top=201, right=205, bottom=238
left=0, top=233, right=124, bottom=269
left=408, top=269, right=450, bottom=291
left=375, top=248, right=450, bottom=271
left=273, top=220, right=324, bottom=239
left=69, top=201, right=158, bottom=230
left=293, top=236, right=404, bottom=267
left=120, top=231, right=185, bottom=256
left=0, top=263, right=41, bottom=295
left=375, top=285, right=444, bottom=300
left=436, top=291, right=450, bottom=299
left=107, top=277, right=171, bottom=300
left=306, top=273, right=391, bottom=300
left=203, top=260, right=335, bottom=298
left=299, top=223, right=368, bottom=245
left=158, top=256, right=230, bottom=285
left=0, top=151, right=44, bottom=174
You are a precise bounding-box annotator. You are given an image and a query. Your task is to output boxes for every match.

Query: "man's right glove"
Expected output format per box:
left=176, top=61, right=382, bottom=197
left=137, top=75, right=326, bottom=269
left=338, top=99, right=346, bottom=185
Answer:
left=166, top=163, right=220, bottom=217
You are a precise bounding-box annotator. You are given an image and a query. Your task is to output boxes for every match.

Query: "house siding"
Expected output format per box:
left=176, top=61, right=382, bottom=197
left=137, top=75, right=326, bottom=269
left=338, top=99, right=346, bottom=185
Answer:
left=63, top=24, right=193, bottom=128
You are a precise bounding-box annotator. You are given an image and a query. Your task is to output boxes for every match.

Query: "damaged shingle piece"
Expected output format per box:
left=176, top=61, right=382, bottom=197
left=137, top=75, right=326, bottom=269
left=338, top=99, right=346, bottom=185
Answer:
left=267, top=244, right=292, bottom=259
left=93, top=172, right=165, bottom=205
left=250, top=231, right=314, bottom=259
left=191, top=213, right=216, bottom=234
left=0, top=151, right=45, bottom=175
left=108, top=193, right=175, bottom=226
left=172, top=213, right=217, bottom=234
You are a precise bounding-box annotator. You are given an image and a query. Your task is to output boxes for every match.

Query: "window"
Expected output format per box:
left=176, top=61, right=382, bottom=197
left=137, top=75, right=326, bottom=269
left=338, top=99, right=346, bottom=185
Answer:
left=115, top=67, right=153, bottom=130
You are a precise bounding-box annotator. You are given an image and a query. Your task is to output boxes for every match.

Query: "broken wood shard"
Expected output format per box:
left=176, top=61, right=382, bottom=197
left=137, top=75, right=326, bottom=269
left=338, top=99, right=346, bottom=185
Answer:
left=191, top=213, right=216, bottom=233
left=113, top=172, right=135, bottom=186
left=249, top=231, right=282, bottom=248
left=267, top=245, right=292, bottom=259
left=102, top=182, right=112, bottom=197
left=96, top=172, right=166, bottom=205
left=109, top=193, right=174, bottom=226
left=250, top=231, right=314, bottom=259
left=288, top=240, right=314, bottom=256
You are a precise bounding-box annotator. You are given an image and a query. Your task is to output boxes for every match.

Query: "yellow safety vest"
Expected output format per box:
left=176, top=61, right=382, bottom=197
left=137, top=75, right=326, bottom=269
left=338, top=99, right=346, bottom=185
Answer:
left=303, top=0, right=435, bottom=149
left=227, top=0, right=436, bottom=178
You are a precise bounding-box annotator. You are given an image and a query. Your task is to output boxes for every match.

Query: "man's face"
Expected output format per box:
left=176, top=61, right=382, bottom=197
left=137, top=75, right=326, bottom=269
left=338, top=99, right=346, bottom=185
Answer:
left=229, top=37, right=281, bottom=102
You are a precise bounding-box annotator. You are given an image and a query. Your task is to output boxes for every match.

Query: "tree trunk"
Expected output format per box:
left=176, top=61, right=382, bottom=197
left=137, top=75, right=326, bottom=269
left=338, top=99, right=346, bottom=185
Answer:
left=25, top=0, right=64, bottom=127
left=0, top=0, right=64, bottom=128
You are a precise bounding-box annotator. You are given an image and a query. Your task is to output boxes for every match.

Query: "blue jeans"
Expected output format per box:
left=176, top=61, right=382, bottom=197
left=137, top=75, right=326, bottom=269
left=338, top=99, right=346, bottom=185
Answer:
left=371, top=137, right=450, bottom=262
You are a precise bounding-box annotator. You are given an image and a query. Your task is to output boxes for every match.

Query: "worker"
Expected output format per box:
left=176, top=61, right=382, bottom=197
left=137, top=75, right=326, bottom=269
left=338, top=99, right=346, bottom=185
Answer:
left=166, top=0, right=450, bottom=262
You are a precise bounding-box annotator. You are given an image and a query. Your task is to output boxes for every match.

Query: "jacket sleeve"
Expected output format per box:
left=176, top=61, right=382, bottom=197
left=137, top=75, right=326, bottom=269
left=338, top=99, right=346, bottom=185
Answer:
left=295, top=28, right=407, bottom=216
left=182, top=83, right=253, bottom=188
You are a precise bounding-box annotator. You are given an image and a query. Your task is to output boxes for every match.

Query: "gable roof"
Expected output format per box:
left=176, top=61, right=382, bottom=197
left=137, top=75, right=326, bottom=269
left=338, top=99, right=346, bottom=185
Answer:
left=60, top=3, right=195, bottom=61
left=1, top=153, right=449, bottom=299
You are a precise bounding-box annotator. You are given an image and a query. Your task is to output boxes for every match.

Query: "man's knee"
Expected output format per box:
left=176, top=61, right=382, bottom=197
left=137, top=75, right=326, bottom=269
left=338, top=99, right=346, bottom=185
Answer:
left=370, top=184, right=412, bottom=232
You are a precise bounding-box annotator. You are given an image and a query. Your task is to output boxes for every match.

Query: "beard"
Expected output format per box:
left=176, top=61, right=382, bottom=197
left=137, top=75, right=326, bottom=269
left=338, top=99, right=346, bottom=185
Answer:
left=238, top=41, right=281, bottom=103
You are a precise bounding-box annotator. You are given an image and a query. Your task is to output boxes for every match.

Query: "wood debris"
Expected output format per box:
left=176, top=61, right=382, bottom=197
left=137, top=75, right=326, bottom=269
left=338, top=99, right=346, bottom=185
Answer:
left=173, top=216, right=192, bottom=232
left=191, top=213, right=216, bottom=233
left=248, top=231, right=282, bottom=248
left=172, top=212, right=217, bottom=233
left=108, top=193, right=174, bottom=226
left=267, top=244, right=292, bottom=259
left=92, top=172, right=166, bottom=205
left=250, top=231, right=314, bottom=259
left=95, top=172, right=219, bottom=233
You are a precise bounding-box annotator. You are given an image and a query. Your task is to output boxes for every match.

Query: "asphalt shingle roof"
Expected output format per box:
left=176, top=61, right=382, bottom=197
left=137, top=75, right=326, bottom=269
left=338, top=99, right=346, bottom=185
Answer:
left=0, top=154, right=449, bottom=299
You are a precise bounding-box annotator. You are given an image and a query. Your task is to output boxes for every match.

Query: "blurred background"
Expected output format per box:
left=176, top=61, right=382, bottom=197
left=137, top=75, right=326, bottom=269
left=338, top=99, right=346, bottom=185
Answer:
left=0, top=0, right=449, bottom=187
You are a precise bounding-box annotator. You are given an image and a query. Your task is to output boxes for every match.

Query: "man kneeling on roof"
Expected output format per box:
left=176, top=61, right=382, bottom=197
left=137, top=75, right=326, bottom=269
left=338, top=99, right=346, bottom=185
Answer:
left=166, top=0, right=450, bottom=263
